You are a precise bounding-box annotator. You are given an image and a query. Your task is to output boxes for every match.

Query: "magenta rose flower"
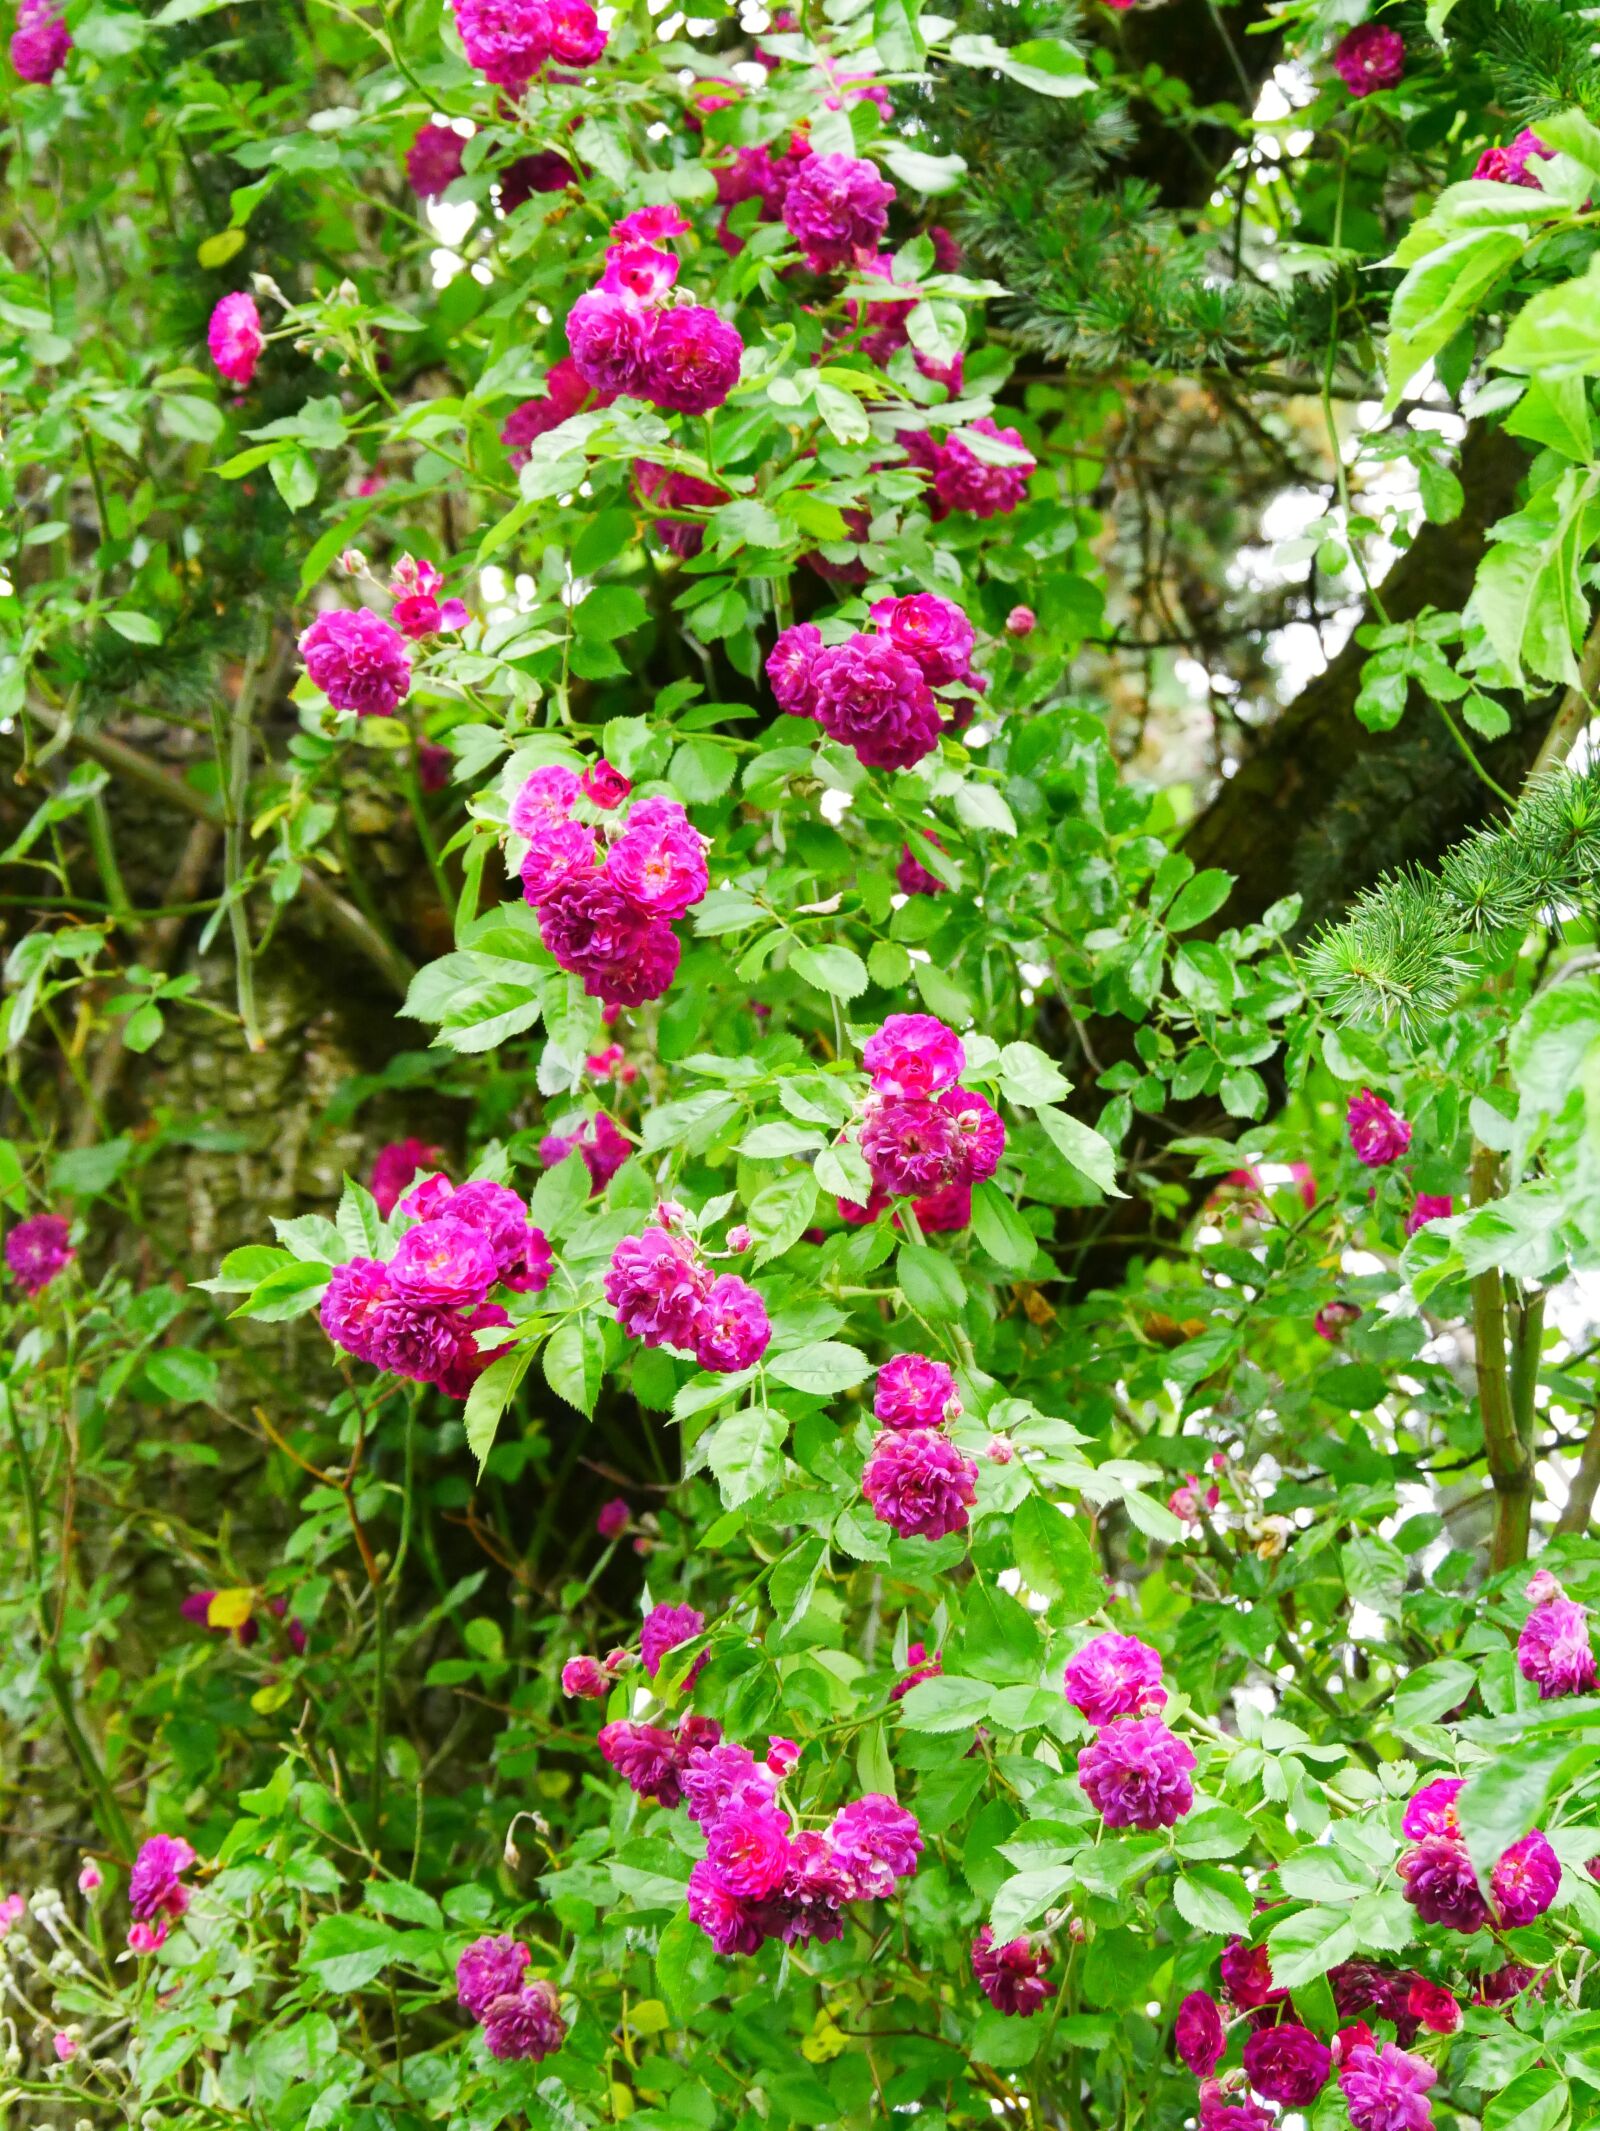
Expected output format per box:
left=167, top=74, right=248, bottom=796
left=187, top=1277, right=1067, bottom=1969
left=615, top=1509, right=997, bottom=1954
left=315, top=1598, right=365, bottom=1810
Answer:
left=1398, top=1836, right=1489, bottom=1933
left=889, top=1639, right=942, bottom=1701
left=597, top=1496, right=630, bottom=1538
left=634, top=460, right=729, bottom=558
left=604, top=1227, right=709, bottom=1349
left=608, top=798, right=709, bottom=918
left=827, top=1793, right=923, bottom=1898
left=1402, top=1775, right=1462, bottom=1840
left=705, top=1802, right=794, bottom=1898
left=640, top=1601, right=707, bottom=1685
left=10, top=0, right=69, bottom=81
left=942, top=1088, right=1005, bottom=1183
left=767, top=622, right=826, bottom=716
left=869, top=592, right=976, bottom=685
left=644, top=305, right=744, bottom=415
left=1473, top=129, right=1553, bottom=187
left=581, top=757, right=631, bottom=808
left=208, top=293, right=264, bottom=387
left=971, top=1926, right=1052, bottom=2016
left=299, top=608, right=411, bottom=719
left=933, top=419, right=1034, bottom=519
left=1175, top=1990, right=1225, bottom=2074
left=318, top=1257, right=394, bottom=1362
left=1221, top=1936, right=1284, bottom=2010
left=561, top=1655, right=607, bottom=1699
left=692, top=1274, right=770, bottom=1371
left=680, top=1741, right=772, bottom=1828
left=598, top=1719, right=684, bottom=1805
left=538, top=869, right=676, bottom=1004
left=861, top=1093, right=963, bottom=1197
left=1243, top=2024, right=1331, bottom=2105
left=1492, top=1829, right=1560, bottom=1925
left=1406, top=1979, right=1460, bottom=2034
left=1517, top=1588, right=1597, bottom=1699
left=1077, top=1716, right=1195, bottom=1830
left=600, top=240, right=679, bottom=303
left=1332, top=22, right=1404, bottom=97
left=456, top=1934, right=530, bottom=2019
left=1315, top=1300, right=1362, bottom=1340
left=1006, top=604, right=1036, bottom=636
left=1061, top=1631, right=1166, bottom=1725
left=520, top=819, right=598, bottom=904
left=388, top=1218, right=499, bottom=1310
left=1405, top=1193, right=1452, bottom=1237
left=567, top=289, right=656, bottom=398
left=545, top=0, right=605, bottom=61
left=428, top=1303, right=513, bottom=1401
left=863, top=1013, right=966, bottom=1097
left=613, top=203, right=690, bottom=243
left=687, top=1858, right=767, bottom=1953
left=509, top=763, right=581, bottom=837
left=502, top=361, right=608, bottom=466
left=482, top=1979, right=566, bottom=2061
left=450, top=0, right=551, bottom=93
left=810, top=635, right=941, bottom=772
left=874, top=1353, right=960, bottom=1432
left=782, top=151, right=895, bottom=269
left=1338, top=2043, right=1435, bottom=2131
left=897, top=837, right=946, bottom=896
left=370, top=1137, right=443, bottom=1217
left=128, top=1834, right=196, bottom=1922
left=862, top=1426, right=978, bottom=1540
left=406, top=122, right=465, bottom=197
left=4, top=1213, right=74, bottom=1295
left=1347, top=1088, right=1411, bottom=1166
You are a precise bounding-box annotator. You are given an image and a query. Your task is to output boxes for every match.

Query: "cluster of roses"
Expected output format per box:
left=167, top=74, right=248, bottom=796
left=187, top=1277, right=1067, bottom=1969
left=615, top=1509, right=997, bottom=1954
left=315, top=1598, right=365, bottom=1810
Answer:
left=454, top=1935, right=568, bottom=2062
left=1397, top=1773, right=1560, bottom=1937
left=449, top=0, right=606, bottom=95
left=603, top=1204, right=770, bottom=1374
left=710, top=127, right=892, bottom=270
left=1064, top=1631, right=1198, bottom=1831
left=902, top=417, right=1037, bottom=523
left=861, top=1352, right=978, bottom=1542
left=836, top=1013, right=1005, bottom=1237
left=319, top=1174, right=549, bottom=1399
left=567, top=207, right=743, bottom=418
left=508, top=762, right=706, bottom=1008
left=587, top=1609, right=924, bottom=1957
left=768, top=593, right=979, bottom=774
left=4, top=1212, right=74, bottom=1296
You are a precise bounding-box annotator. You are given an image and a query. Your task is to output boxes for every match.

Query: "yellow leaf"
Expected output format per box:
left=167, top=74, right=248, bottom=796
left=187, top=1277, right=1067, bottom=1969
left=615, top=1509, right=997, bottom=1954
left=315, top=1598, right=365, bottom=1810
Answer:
left=207, top=1588, right=255, bottom=1630
left=251, top=1680, right=293, bottom=1715
left=627, top=1999, right=669, bottom=2037
left=197, top=228, right=246, bottom=270
left=609, top=2083, right=635, bottom=2120
left=801, top=2011, right=847, bottom=2063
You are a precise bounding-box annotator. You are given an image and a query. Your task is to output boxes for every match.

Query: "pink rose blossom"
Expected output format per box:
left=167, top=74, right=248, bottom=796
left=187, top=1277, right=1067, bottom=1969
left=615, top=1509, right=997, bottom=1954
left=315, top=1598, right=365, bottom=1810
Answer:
left=1243, top=2024, right=1331, bottom=2105
left=407, top=122, right=465, bottom=197
left=641, top=1601, right=707, bottom=1685
left=1315, top=1300, right=1362, bottom=1340
left=208, top=293, right=264, bottom=387
left=890, top=1640, right=942, bottom=1700
left=608, top=797, right=709, bottom=918
left=1077, top=1717, right=1195, bottom=1830
left=1518, top=1593, right=1597, bottom=1699
left=605, top=1228, right=709, bottom=1349
left=1347, top=1088, right=1411, bottom=1166
left=705, top=1802, right=794, bottom=1897
left=1492, top=1829, right=1560, bottom=1925
left=299, top=608, right=411, bottom=719
left=897, top=836, right=947, bottom=896
left=1398, top=1837, right=1488, bottom=1933
left=1061, top=1632, right=1166, bottom=1725
left=388, top=1218, right=498, bottom=1310
left=874, top=1353, right=960, bottom=1432
left=567, top=289, right=656, bottom=398
left=782, top=152, right=895, bottom=270
left=1473, top=129, right=1553, bottom=187
left=863, top=1013, right=966, bottom=1097
left=456, top=1934, right=531, bottom=2019
left=645, top=305, right=744, bottom=415
left=1006, top=605, right=1037, bottom=636
left=1402, top=1776, right=1462, bottom=1841
left=827, top=1793, right=923, bottom=1898
left=810, top=635, right=942, bottom=771
left=1406, top=1194, right=1452, bottom=1237
left=598, top=1719, right=684, bottom=1805
left=1175, top=1990, right=1225, bottom=2074
left=613, top=203, right=690, bottom=243
left=561, top=1655, right=608, bottom=1699
left=1332, top=22, right=1404, bottom=97
left=10, top=0, right=69, bottom=81
left=692, top=1274, right=770, bottom=1371
left=687, top=1858, right=766, bottom=1953
left=767, top=622, right=825, bottom=717
left=482, top=1979, right=566, bottom=2061
left=972, top=1926, right=1053, bottom=2016
left=597, top=1497, right=630, bottom=1539
left=869, top=592, right=976, bottom=685
left=932, top=419, right=1034, bottom=519
left=1338, top=2044, right=1436, bottom=2131
left=128, top=1834, right=196, bottom=1923
left=4, top=1213, right=73, bottom=1295
left=862, top=1426, right=979, bottom=1540
left=600, top=241, right=680, bottom=303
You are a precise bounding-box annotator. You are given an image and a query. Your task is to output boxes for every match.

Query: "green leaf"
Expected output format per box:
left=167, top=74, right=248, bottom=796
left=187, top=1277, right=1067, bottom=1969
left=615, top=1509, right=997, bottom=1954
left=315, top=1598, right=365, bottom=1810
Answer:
left=705, top=1404, right=786, bottom=1507
left=1385, top=229, right=1524, bottom=409
left=897, top=1241, right=966, bottom=1319
left=1012, top=1496, right=1101, bottom=1616
left=574, top=583, right=649, bottom=641
left=669, top=737, right=737, bottom=802
left=1174, top=1865, right=1254, bottom=1936
left=1473, top=467, right=1600, bottom=688
left=1487, top=2070, right=1570, bottom=2131
left=1460, top=1741, right=1573, bottom=1887
left=970, top=1181, right=1037, bottom=1272
left=1264, top=1907, right=1359, bottom=1989
left=790, top=943, right=869, bottom=1000
left=815, top=1141, right=875, bottom=1207
left=544, top=1315, right=604, bottom=1416
left=746, top=1171, right=819, bottom=1266
left=1393, top=1658, right=1476, bottom=1731
left=143, top=1348, right=220, bottom=1405
left=1166, top=868, right=1232, bottom=932
left=269, top=448, right=317, bottom=511
left=1496, top=253, right=1600, bottom=377
left=463, top=1348, right=530, bottom=1473
left=873, top=0, right=925, bottom=68
left=897, top=1672, right=993, bottom=1731
left=299, top=1913, right=418, bottom=1992
left=1034, top=1106, right=1124, bottom=1197
left=104, top=610, right=164, bottom=645
left=767, top=1341, right=870, bottom=1395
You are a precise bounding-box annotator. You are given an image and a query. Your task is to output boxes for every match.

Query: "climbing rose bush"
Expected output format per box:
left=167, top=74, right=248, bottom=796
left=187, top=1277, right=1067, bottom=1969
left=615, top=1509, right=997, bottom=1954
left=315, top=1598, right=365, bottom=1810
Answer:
left=10, top=0, right=1600, bottom=2124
